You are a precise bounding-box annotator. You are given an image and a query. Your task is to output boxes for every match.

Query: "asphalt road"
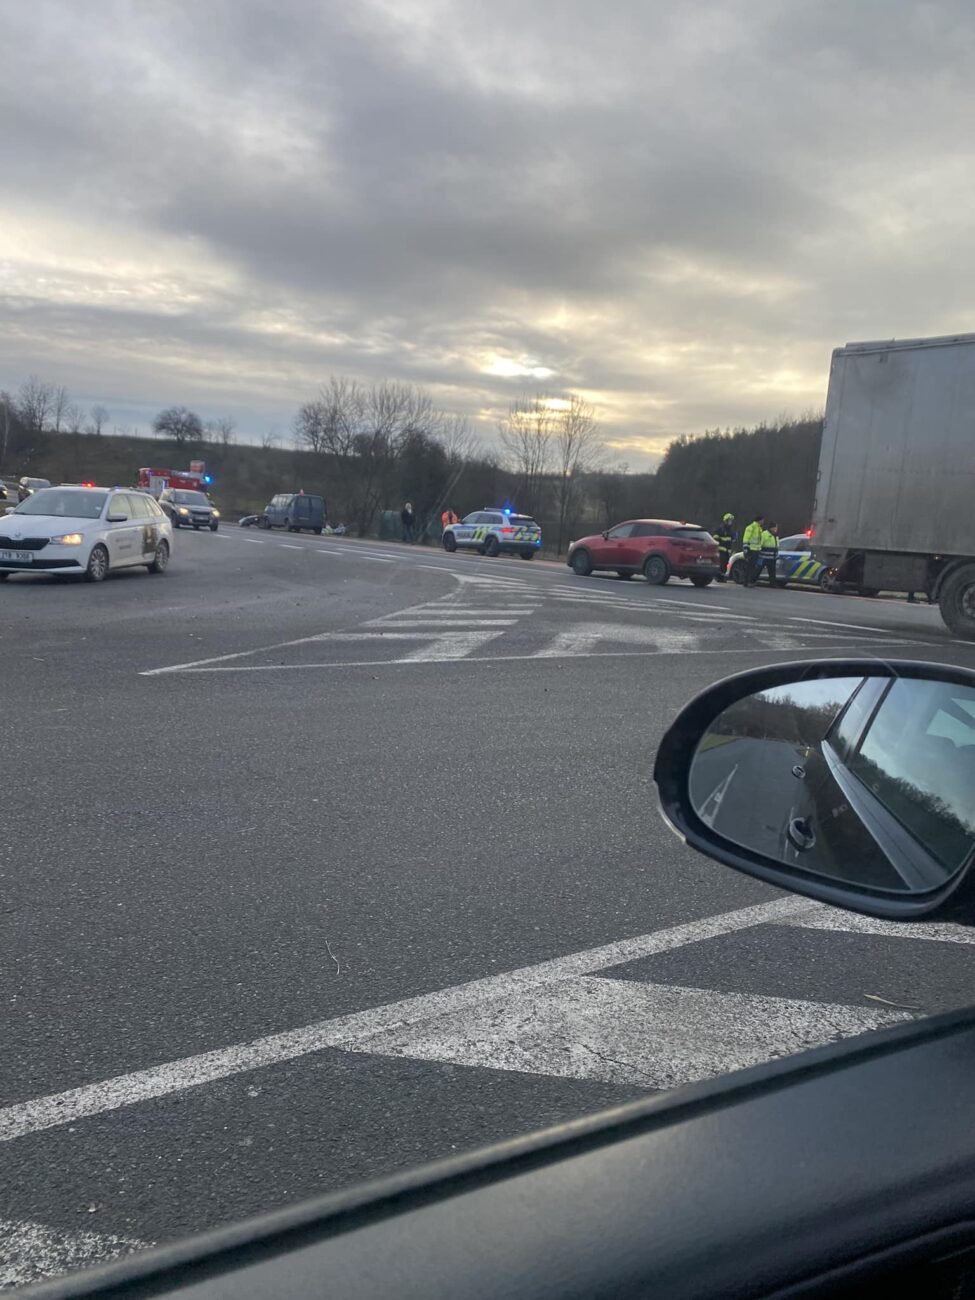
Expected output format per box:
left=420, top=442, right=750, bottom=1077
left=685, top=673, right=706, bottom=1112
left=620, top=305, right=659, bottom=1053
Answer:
left=2, top=529, right=975, bottom=1288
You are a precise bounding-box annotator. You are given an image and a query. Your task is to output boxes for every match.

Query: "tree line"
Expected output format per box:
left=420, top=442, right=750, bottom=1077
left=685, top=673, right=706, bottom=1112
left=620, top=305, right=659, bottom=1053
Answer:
left=1, top=370, right=824, bottom=550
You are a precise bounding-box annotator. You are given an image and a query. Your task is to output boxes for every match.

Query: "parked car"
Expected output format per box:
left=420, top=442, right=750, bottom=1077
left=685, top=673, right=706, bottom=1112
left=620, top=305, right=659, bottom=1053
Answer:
left=159, top=488, right=220, bottom=530
left=259, top=492, right=326, bottom=534
left=728, top=532, right=829, bottom=589
left=17, top=476, right=52, bottom=502
left=567, top=519, right=721, bottom=585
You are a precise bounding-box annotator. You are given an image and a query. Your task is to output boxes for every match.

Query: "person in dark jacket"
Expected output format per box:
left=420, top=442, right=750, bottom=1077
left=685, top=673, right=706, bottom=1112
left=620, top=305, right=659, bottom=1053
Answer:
left=401, top=502, right=415, bottom=543
left=713, top=512, right=735, bottom=582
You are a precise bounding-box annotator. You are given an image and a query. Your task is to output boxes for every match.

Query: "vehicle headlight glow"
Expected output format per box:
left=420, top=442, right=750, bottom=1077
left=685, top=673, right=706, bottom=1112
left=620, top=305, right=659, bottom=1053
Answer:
left=178, top=507, right=190, bottom=515
left=50, top=533, right=83, bottom=545
left=212, top=509, right=220, bottom=518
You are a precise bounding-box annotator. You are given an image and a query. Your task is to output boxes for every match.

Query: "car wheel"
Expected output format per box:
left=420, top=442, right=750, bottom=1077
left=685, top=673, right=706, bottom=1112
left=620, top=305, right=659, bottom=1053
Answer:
left=193, top=524, right=201, bottom=530
left=817, top=570, right=831, bottom=591
left=643, top=554, right=670, bottom=585
left=147, top=539, right=170, bottom=574
left=570, top=548, right=592, bottom=576
left=730, top=560, right=745, bottom=584
left=690, top=575, right=713, bottom=588
left=520, top=549, right=535, bottom=560
left=314, top=527, right=323, bottom=535
left=616, top=570, right=634, bottom=579
left=258, top=515, right=271, bottom=530
left=0, top=572, right=9, bottom=582
left=443, top=532, right=457, bottom=553
left=210, top=521, right=219, bottom=532
left=84, top=544, right=109, bottom=583
left=484, top=536, right=500, bottom=557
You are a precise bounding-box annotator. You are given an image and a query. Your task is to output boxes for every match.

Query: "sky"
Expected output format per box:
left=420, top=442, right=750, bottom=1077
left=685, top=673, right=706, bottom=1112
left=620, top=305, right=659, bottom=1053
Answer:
left=2, top=0, right=974, bottom=469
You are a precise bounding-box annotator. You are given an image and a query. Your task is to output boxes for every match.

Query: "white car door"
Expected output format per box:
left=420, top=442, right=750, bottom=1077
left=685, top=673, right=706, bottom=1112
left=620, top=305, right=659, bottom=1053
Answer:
left=104, top=493, right=141, bottom=567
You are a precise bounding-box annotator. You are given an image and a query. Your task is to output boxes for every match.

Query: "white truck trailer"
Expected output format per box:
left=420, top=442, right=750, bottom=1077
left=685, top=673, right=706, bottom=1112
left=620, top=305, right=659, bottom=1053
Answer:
left=813, top=332, right=975, bottom=639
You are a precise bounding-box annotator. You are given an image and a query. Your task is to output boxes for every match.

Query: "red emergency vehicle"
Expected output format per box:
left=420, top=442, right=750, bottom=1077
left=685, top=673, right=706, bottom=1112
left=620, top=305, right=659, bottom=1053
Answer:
left=137, top=461, right=212, bottom=499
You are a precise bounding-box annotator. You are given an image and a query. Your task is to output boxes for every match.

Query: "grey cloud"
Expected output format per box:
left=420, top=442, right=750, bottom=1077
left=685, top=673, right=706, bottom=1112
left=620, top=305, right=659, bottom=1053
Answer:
left=1, top=0, right=973, bottom=469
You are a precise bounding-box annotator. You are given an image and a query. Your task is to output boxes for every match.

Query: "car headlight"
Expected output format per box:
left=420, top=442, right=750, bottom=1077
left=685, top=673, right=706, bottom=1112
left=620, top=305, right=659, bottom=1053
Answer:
left=50, top=533, right=84, bottom=546
left=178, top=507, right=190, bottom=515
left=212, top=509, right=220, bottom=518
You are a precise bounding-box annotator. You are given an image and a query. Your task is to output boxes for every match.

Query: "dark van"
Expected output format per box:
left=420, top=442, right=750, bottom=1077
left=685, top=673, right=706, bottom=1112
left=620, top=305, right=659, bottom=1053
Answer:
left=259, top=492, right=326, bottom=534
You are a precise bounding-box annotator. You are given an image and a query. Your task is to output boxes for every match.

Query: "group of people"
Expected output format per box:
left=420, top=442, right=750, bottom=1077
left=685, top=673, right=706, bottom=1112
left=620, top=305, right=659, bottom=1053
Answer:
left=399, top=503, right=460, bottom=544
left=712, top=512, right=781, bottom=587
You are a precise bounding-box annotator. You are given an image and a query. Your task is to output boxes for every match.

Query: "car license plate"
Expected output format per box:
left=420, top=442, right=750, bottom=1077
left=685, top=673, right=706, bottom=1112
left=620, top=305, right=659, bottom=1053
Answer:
left=0, top=549, right=31, bottom=563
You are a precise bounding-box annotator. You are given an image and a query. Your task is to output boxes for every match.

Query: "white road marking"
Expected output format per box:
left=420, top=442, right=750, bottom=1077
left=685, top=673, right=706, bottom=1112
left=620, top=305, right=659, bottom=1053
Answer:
left=169, top=642, right=935, bottom=672
left=534, top=622, right=702, bottom=657
left=399, top=631, right=503, bottom=660
left=346, top=976, right=908, bottom=1089
left=139, top=592, right=450, bottom=675
left=240, top=538, right=264, bottom=545
left=0, top=1220, right=145, bottom=1290
left=785, top=910, right=975, bottom=945
left=0, top=897, right=812, bottom=1145
left=788, top=616, right=928, bottom=636
left=279, top=544, right=303, bottom=550
left=368, top=619, right=519, bottom=628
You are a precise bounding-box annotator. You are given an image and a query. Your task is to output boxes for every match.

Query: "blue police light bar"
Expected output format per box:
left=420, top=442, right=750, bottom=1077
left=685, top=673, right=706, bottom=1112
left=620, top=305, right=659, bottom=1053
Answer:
left=204, top=474, right=213, bottom=484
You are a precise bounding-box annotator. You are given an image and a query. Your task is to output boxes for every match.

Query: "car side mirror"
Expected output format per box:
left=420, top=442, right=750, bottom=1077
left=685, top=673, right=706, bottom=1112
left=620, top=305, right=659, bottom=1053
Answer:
left=653, top=660, right=975, bottom=923
left=601, top=530, right=609, bottom=540
left=4, top=506, right=15, bottom=515
left=106, top=513, right=128, bottom=523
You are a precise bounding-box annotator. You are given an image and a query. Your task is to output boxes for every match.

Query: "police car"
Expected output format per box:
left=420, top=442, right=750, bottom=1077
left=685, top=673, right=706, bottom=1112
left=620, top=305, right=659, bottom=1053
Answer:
left=728, top=533, right=828, bottom=588
left=442, top=509, right=542, bottom=559
left=0, top=485, right=172, bottom=582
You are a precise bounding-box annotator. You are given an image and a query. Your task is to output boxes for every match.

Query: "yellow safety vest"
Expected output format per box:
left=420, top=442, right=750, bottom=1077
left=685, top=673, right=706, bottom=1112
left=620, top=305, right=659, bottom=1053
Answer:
left=760, top=530, right=778, bottom=554
left=743, top=521, right=764, bottom=551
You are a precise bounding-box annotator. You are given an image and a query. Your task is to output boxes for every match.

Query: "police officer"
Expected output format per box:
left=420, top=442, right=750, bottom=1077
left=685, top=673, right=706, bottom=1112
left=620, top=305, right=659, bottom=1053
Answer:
left=758, top=522, right=779, bottom=586
left=741, top=514, right=765, bottom=586
left=713, top=512, right=735, bottom=582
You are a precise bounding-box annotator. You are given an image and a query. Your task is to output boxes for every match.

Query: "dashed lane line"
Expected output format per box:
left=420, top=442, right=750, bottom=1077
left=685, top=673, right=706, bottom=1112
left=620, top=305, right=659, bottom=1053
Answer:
left=0, top=1220, right=145, bottom=1291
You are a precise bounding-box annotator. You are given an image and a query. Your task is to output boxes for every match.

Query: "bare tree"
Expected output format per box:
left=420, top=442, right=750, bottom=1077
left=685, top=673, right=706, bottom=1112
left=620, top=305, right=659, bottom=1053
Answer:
left=153, top=405, right=204, bottom=445
left=65, top=404, right=86, bottom=434
left=551, top=394, right=603, bottom=552
left=89, top=404, right=110, bottom=436
left=206, top=415, right=236, bottom=446
left=17, top=375, right=55, bottom=433
left=261, top=428, right=281, bottom=451
left=0, top=392, right=12, bottom=472
left=497, top=395, right=555, bottom=517
left=51, top=384, right=71, bottom=433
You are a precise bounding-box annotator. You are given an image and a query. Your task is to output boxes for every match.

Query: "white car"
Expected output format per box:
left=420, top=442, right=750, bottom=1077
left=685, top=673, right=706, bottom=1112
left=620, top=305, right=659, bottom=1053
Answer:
left=0, top=485, right=173, bottom=582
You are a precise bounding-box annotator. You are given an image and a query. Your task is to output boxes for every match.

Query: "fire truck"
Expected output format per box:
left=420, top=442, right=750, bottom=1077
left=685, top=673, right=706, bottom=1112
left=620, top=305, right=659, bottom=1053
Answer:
left=137, top=461, right=213, bottom=499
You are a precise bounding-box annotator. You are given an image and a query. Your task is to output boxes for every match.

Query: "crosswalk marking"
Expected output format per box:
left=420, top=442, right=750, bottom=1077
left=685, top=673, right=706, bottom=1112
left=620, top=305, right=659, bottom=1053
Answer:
left=345, top=975, right=908, bottom=1090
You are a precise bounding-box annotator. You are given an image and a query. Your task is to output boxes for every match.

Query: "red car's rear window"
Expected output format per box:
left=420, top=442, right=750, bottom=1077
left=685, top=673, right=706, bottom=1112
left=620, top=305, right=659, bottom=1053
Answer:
left=670, top=528, right=714, bottom=541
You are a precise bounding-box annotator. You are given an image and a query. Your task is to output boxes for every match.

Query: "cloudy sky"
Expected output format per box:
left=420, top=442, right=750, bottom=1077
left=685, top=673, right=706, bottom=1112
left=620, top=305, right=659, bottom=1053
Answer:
left=2, top=0, right=973, bottom=467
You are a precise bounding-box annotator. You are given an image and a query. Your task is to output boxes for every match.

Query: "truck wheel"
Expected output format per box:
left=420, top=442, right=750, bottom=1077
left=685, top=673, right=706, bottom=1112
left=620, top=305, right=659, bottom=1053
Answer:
left=939, top=564, right=975, bottom=641
left=690, top=576, right=713, bottom=588
left=314, top=527, right=323, bottom=535
left=258, top=515, right=271, bottom=530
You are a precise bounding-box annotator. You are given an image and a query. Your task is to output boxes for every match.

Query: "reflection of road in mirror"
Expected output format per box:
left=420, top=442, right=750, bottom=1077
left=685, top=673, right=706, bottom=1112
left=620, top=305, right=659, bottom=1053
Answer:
left=688, top=679, right=933, bottom=893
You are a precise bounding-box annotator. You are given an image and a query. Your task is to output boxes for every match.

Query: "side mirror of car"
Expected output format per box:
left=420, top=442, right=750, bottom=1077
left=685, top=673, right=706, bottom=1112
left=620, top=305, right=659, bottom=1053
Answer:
left=653, top=660, right=975, bottom=923
left=601, top=530, right=609, bottom=540
left=106, top=512, right=128, bottom=523
left=4, top=506, right=15, bottom=515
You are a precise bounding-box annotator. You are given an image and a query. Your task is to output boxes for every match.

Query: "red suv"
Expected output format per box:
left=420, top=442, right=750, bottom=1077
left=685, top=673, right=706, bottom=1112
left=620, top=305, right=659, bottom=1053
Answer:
left=567, top=519, right=721, bottom=586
